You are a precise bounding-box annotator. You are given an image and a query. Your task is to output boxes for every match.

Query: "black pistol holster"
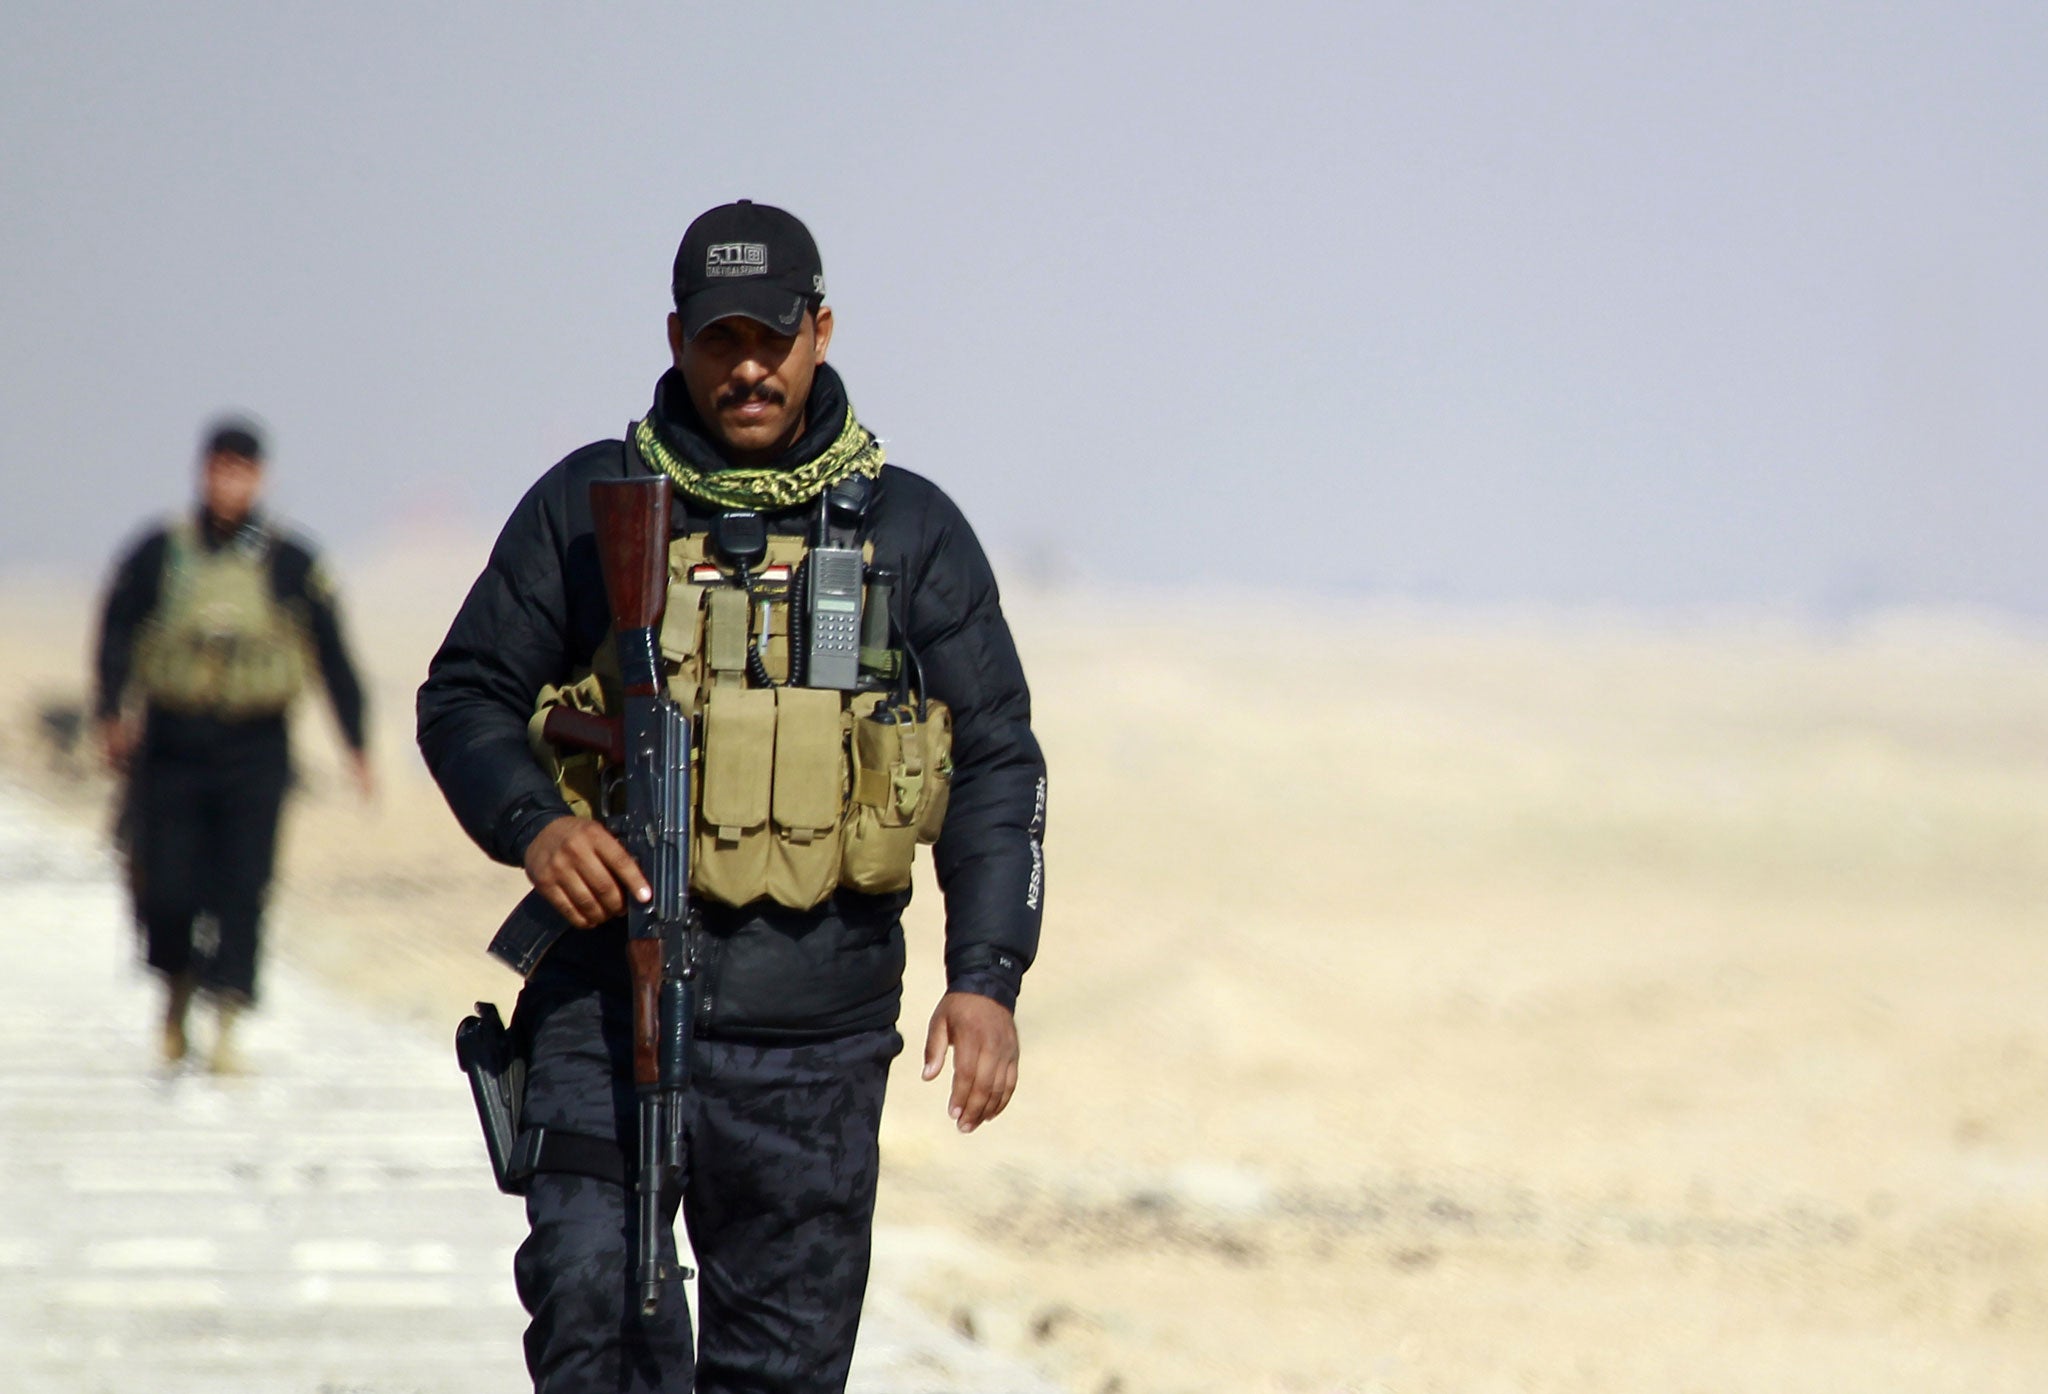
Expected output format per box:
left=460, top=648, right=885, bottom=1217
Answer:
left=455, top=1002, right=626, bottom=1195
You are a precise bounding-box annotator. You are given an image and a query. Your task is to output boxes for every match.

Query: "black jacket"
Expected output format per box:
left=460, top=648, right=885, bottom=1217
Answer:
left=95, top=508, right=369, bottom=760
left=416, top=365, right=1045, bottom=1039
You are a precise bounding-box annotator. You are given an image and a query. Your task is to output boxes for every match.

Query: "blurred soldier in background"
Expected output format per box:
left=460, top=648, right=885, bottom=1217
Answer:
left=94, top=417, right=373, bottom=1072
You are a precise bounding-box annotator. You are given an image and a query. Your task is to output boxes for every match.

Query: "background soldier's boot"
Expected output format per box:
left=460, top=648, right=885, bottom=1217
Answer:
left=209, top=1000, right=246, bottom=1075
left=160, top=973, right=195, bottom=1064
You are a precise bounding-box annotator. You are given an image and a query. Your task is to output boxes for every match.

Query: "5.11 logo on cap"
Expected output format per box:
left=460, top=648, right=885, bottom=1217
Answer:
left=705, top=242, right=769, bottom=278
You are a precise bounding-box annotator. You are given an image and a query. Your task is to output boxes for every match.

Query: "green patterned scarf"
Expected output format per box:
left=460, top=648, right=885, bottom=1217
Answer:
left=633, top=405, right=885, bottom=511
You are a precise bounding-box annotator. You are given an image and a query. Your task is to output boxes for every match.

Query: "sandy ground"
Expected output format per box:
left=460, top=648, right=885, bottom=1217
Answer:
left=5, top=537, right=2046, bottom=1393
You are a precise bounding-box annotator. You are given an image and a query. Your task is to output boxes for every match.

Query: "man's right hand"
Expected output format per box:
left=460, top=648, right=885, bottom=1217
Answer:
left=97, top=716, right=137, bottom=774
left=522, top=815, right=652, bottom=929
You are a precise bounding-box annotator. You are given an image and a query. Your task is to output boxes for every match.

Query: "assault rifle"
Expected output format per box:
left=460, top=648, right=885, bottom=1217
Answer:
left=586, top=474, right=696, bottom=1317
left=466, top=476, right=696, bottom=1316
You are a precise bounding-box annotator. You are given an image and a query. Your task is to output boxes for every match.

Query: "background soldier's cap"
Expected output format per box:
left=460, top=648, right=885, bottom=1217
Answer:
left=672, top=200, right=825, bottom=341
left=202, top=416, right=265, bottom=462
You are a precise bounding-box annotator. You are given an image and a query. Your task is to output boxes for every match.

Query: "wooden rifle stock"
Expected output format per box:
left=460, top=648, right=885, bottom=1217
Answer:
left=589, top=476, right=673, bottom=679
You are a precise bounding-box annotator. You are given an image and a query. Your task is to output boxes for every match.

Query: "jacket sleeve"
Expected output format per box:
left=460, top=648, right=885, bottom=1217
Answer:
left=898, top=480, right=1046, bottom=1010
left=416, top=458, right=594, bottom=867
left=272, top=539, right=369, bottom=751
left=94, top=528, right=168, bottom=720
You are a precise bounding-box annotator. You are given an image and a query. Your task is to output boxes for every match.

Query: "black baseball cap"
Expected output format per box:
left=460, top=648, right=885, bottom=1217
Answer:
left=202, top=416, right=265, bottom=461
left=672, top=200, right=826, bottom=341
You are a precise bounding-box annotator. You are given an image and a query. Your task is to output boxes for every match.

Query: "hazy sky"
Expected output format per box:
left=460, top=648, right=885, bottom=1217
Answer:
left=4, top=2, right=2043, bottom=613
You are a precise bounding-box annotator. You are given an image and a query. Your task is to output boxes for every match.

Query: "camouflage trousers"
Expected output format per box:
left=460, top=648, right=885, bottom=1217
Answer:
left=510, top=973, right=901, bottom=1394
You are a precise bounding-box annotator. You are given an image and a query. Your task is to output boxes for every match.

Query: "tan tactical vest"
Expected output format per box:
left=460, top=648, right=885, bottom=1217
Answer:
left=532, top=529, right=952, bottom=911
left=133, top=519, right=308, bottom=717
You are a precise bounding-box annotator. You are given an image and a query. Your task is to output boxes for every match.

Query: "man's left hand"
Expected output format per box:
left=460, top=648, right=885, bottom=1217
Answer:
left=348, top=750, right=377, bottom=803
left=922, top=992, right=1018, bottom=1133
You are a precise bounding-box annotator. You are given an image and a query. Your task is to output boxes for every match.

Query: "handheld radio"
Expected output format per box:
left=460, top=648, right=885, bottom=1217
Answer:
left=801, top=480, right=868, bottom=690
left=802, top=547, right=862, bottom=689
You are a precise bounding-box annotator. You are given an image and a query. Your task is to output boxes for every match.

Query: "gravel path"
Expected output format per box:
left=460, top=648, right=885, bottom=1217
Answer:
left=0, top=782, right=1055, bottom=1394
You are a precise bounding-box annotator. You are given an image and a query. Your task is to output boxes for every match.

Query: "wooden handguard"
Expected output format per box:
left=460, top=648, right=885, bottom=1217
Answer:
left=626, top=938, right=663, bottom=1086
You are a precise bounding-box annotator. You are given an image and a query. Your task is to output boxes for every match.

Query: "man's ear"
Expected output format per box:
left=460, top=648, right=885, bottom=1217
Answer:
left=811, top=304, right=834, bottom=363
left=667, top=312, right=686, bottom=363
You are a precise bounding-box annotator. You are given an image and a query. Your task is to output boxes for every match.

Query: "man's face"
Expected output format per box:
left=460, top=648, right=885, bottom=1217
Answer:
left=669, top=305, right=834, bottom=465
left=200, top=451, right=263, bottom=526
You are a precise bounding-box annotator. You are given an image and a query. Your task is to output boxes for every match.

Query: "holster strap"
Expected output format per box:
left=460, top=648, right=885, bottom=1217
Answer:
left=508, top=1126, right=628, bottom=1191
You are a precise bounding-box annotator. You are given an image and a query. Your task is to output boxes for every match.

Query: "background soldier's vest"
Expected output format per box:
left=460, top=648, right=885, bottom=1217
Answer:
left=134, top=519, right=308, bottom=717
left=532, top=528, right=952, bottom=911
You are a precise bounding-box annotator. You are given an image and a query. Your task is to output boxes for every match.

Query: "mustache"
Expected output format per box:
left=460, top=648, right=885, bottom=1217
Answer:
left=716, top=382, right=784, bottom=411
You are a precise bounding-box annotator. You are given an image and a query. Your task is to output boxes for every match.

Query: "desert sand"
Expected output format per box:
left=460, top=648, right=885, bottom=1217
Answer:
left=4, top=535, right=2044, bottom=1393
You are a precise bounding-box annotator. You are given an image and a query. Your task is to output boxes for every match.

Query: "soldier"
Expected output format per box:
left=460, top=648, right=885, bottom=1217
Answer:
left=95, top=418, right=372, bottom=1072
left=419, top=201, right=1046, bottom=1393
